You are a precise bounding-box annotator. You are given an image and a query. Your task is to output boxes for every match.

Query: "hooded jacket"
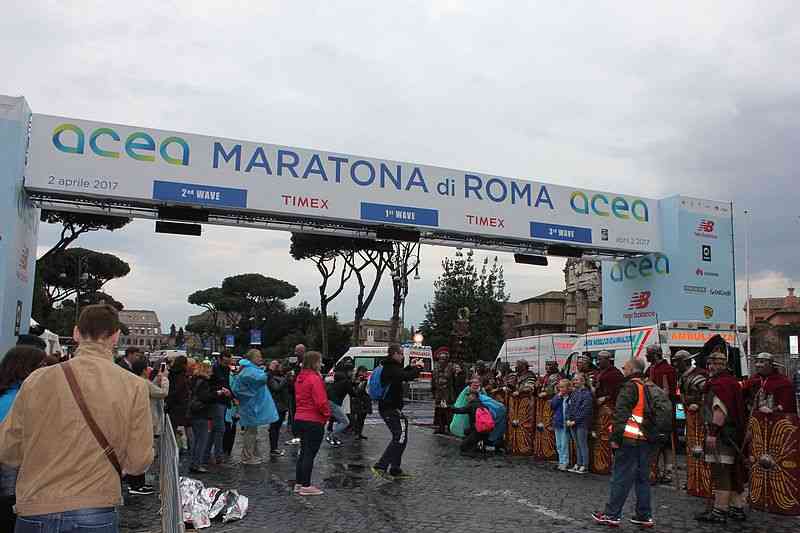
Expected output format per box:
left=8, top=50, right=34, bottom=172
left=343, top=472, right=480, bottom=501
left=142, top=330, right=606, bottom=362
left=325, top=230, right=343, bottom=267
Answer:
left=378, top=357, right=420, bottom=411
left=233, top=359, right=278, bottom=428
left=294, top=368, right=331, bottom=424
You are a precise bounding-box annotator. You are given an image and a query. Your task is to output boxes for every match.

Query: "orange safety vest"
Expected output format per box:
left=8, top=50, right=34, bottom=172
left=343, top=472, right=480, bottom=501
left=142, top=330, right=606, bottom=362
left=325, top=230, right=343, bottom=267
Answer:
left=623, top=379, right=647, bottom=441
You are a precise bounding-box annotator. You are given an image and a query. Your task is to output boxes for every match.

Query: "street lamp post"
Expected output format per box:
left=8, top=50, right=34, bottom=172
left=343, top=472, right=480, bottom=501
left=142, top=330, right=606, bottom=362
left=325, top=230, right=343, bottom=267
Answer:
left=744, top=209, right=751, bottom=357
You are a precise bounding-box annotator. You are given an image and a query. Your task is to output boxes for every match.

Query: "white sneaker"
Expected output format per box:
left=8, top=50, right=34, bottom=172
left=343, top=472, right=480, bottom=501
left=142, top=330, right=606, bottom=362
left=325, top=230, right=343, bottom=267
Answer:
left=568, top=465, right=581, bottom=473
left=293, top=484, right=302, bottom=493
left=577, top=466, right=588, bottom=474
left=286, top=438, right=301, bottom=445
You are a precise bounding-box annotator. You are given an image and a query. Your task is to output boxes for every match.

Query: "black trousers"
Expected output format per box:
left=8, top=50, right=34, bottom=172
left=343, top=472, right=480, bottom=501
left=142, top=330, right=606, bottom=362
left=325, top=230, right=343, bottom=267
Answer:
left=223, top=420, right=237, bottom=456
left=460, top=429, right=489, bottom=453
left=351, top=412, right=367, bottom=436
left=375, top=409, right=408, bottom=472
left=294, top=420, right=324, bottom=486
left=126, top=473, right=146, bottom=489
left=269, top=411, right=287, bottom=452
left=0, top=495, right=15, bottom=531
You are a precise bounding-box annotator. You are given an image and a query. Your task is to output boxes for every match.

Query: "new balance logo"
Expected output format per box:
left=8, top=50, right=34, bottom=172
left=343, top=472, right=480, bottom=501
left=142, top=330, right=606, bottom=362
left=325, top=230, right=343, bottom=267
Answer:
left=628, top=291, right=651, bottom=310
left=697, top=219, right=715, bottom=233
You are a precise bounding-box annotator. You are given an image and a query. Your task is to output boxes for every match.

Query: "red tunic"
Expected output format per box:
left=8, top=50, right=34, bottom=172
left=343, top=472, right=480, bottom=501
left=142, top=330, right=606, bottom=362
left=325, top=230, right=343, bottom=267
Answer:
left=595, top=366, right=625, bottom=405
left=742, top=373, right=797, bottom=414
left=647, top=359, right=678, bottom=403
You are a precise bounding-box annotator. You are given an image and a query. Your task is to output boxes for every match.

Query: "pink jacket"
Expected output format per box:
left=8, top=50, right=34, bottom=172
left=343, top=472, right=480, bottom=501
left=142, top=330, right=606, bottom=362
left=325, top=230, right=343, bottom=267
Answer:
left=294, top=369, right=331, bottom=424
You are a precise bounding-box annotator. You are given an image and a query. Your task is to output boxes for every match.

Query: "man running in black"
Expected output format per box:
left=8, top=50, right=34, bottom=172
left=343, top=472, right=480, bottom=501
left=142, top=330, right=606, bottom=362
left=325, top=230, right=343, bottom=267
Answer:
left=372, top=344, right=423, bottom=479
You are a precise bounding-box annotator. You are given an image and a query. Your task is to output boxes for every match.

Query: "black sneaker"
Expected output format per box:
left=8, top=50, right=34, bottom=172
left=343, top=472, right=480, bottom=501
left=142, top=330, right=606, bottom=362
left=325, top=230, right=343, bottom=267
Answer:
left=728, top=507, right=747, bottom=522
left=695, top=508, right=727, bottom=524
left=629, top=515, right=654, bottom=528
left=129, top=486, right=155, bottom=496
left=270, top=450, right=286, bottom=456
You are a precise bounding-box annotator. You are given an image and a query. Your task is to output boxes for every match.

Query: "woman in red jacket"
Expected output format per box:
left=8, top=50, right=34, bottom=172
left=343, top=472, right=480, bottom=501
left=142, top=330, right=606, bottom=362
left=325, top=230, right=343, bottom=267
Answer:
left=293, top=351, right=331, bottom=496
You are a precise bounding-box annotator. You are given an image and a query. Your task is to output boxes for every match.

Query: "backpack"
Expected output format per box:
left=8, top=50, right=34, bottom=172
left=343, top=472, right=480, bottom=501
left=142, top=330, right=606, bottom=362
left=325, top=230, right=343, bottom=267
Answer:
left=475, top=406, right=495, bottom=433
left=642, top=382, right=673, bottom=444
left=367, top=366, right=389, bottom=400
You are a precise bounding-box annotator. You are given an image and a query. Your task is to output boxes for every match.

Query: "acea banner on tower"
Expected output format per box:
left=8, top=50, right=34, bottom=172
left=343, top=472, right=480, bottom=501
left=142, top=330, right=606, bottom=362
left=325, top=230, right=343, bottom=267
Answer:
left=25, top=114, right=662, bottom=254
left=602, top=196, right=735, bottom=327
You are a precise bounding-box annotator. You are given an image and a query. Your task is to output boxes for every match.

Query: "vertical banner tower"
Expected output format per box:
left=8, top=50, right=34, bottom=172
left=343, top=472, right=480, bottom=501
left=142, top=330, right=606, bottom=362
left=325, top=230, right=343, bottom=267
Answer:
left=0, top=96, right=39, bottom=352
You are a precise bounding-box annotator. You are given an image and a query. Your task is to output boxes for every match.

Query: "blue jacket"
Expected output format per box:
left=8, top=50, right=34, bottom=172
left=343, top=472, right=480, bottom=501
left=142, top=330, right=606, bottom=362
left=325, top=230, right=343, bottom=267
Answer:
left=233, top=359, right=278, bottom=428
left=566, top=388, right=593, bottom=428
left=550, top=394, right=568, bottom=429
left=0, top=384, right=21, bottom=423
left=0, top=384, right=21, bottom=496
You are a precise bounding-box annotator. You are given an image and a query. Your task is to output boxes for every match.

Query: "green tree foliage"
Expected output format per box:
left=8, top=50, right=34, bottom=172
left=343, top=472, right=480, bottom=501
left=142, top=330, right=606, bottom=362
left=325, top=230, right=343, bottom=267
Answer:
left=33, top=248, right=130, bottom=331
left=419, top=249, right=509, bottom=362
left=290, top=233, right=389, bottom=357
left=38, top=247, right=131, bottom=307
left=38, top=210, right=130, bottom=262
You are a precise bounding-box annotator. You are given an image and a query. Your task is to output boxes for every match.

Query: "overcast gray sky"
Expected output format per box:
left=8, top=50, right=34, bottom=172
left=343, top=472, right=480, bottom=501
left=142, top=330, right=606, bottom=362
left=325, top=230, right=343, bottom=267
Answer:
left=2, top=1, right=798, bottom=332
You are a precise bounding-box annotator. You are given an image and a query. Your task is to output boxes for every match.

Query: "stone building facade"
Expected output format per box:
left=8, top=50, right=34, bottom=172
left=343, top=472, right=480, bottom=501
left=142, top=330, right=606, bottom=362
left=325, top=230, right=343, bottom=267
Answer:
left=563, top=258, right=602, bottom=334
left=747, top=288, right=800, bottom=354
left=118, top=310, right=162, bottom=351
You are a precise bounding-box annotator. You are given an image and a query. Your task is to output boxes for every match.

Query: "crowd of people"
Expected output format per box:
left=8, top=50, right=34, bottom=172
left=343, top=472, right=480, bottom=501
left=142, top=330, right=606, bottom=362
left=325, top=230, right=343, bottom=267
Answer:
left=1, top=304, right=799, bottom=532
left=0, top=304, right=429, bottom=531
left=435, top=341, right=800, bottom=529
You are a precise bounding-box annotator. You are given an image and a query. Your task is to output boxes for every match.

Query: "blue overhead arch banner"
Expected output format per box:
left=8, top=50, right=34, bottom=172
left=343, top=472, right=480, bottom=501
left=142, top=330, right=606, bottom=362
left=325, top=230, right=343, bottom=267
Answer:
left=25, top=113, right=663, bottom=254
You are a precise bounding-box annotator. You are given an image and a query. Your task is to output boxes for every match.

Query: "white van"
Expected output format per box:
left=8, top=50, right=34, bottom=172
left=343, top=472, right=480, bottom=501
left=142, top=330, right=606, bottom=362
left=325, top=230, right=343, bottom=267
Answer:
left=564, top=321, right=748, bottom=376
left=326, top=345, right=434, bottom=383
left=492, top=334, right=580, bottom=374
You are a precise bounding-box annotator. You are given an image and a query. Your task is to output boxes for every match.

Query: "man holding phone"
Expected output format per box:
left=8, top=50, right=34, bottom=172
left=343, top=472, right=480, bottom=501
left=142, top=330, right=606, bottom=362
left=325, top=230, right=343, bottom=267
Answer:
left=206, top=352, right=234, bottom=465
left=128, top=358, right=170, bottom=495
left=372, top=344, right=424, bottom=479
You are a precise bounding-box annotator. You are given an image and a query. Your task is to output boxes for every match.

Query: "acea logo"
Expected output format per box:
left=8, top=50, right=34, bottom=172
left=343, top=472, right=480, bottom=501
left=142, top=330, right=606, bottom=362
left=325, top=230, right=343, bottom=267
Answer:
left=52, top=123, right=190, bottom=166
left=628, top=291, right=651, bottom=310
left=609, top=254, right=669, bottom=282
left=570, top=191, right=649, bottom=222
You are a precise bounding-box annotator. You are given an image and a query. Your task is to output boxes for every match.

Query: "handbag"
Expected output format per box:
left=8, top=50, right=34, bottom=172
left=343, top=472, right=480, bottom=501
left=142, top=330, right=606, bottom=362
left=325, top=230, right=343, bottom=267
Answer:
left=61, top=363, right=123, bottom=477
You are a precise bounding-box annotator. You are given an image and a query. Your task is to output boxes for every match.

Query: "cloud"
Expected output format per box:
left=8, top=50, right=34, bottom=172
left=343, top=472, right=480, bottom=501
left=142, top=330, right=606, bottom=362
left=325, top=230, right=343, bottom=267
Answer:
left=6, top=1, right=799, bottom=333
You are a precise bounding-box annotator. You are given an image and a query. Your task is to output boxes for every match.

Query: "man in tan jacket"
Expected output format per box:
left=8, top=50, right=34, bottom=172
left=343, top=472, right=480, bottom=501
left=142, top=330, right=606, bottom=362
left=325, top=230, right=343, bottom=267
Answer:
left=0, top=304, right=153, bottom=531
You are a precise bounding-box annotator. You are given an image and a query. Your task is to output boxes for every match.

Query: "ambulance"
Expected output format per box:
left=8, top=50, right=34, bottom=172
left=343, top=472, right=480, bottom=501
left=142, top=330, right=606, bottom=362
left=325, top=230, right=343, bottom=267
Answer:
left=492, top=334, right=580, bottom=374
left=563, top=321, right=748, bottom=376
left=326, top=345, right=434, bottom=384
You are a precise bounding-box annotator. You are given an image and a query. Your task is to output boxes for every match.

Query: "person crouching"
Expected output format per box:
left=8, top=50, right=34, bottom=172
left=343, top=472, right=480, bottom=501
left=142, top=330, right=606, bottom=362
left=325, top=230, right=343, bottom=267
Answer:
left=450, top=378, right=491, bottom=455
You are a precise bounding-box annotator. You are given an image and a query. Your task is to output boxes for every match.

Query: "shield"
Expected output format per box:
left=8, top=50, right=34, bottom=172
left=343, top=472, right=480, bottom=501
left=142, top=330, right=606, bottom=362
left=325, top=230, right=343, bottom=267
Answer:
left=748, top=411, right=800, bottom=516
left=685, top=408, right=712, bottom=498
left=532, top=395, right=557, bottom=461
left=590, top=404, right=613, bottom=474
left=506, top=391, right=534, bottom=456
left=491, top=388, right=509, bottom=408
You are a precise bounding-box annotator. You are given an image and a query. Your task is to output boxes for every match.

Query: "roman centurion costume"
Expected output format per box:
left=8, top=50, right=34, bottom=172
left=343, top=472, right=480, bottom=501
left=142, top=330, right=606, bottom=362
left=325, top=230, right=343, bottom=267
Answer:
left=744, top=353, right=800, bottom=516
left=590, top=351, right=623, bottom=474
left=530, top=361, right=562, bottom=460
left=673, top=349, right=711, bottom=498
left=697, top=350, right=747, bottom=524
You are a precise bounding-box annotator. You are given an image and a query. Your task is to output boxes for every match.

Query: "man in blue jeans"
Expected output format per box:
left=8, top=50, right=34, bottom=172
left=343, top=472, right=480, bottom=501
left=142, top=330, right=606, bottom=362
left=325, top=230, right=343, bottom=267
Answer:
left=0, top=304, right=153, bottom=533
left=592, top=357, right=654, bottom=529
left=206, top=352, right=233, bottom=465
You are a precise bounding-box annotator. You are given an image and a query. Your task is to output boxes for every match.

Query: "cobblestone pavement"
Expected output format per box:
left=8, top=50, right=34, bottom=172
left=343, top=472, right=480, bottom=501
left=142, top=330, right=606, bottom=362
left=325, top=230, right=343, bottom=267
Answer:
left=122, top=402, right=800, bottom=532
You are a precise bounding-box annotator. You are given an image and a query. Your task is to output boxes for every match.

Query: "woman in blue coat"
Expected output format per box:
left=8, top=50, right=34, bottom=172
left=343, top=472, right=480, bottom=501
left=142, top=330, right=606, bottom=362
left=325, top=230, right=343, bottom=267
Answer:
left=233, top=349, right=278, bottom=465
